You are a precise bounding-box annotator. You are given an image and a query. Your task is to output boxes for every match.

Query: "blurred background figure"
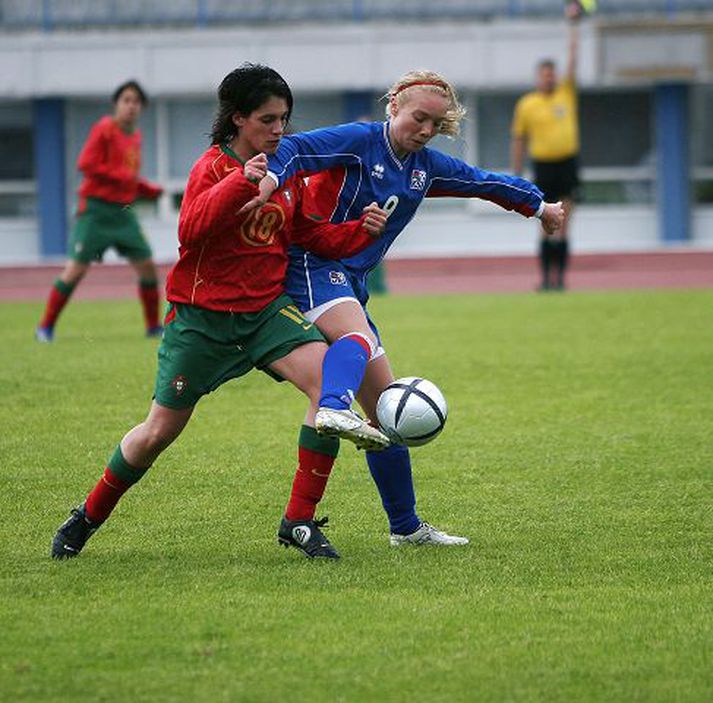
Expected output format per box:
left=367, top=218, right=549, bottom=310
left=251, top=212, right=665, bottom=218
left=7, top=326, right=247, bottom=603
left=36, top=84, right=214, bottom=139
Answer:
left=367, top=262, right=388, bottom=295
left=511, top=1, right=582, bottom=291
left=35, top=80, right=163, bottom=342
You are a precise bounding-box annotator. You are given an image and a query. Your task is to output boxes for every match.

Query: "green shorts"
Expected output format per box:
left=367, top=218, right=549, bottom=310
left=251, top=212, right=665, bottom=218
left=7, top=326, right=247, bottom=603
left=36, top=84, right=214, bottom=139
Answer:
left=69, top=197, right=153, bottom=263
left=154, top=295, right=325, bottom=409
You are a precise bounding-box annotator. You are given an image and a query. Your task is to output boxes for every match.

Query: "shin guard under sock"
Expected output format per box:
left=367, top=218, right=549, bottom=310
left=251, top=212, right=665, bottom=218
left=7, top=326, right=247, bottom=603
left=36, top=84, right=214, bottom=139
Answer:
left=285, top=426, right=340, bottom=521
left=365, top=444, right=420, bottom=535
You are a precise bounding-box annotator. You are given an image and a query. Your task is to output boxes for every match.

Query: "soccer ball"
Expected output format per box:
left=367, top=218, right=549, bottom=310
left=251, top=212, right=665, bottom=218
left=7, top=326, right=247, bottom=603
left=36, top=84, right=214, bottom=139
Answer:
left=376, top=377, right=448, bottom=447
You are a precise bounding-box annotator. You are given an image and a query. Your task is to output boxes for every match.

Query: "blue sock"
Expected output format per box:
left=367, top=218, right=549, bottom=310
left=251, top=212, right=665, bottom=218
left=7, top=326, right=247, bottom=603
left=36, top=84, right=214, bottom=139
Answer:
left=319, top=336, right=370, bottom=410
left=366, top=444, right=421, bottom=535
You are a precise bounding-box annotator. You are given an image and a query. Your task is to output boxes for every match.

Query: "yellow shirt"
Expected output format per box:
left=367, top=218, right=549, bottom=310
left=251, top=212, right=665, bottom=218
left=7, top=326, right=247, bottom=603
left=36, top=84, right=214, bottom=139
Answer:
left=512, top=78, right=579, bottom=162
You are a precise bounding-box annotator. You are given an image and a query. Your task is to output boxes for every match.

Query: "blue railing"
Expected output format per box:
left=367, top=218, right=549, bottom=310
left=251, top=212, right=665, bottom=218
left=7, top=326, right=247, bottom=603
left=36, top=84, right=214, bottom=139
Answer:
left=2, top=1, right=712, bottom=31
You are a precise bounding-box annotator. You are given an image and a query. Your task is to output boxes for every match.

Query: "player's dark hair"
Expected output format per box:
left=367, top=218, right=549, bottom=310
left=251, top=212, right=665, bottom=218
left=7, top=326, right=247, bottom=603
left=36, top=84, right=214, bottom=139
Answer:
left=538, top=59, right=556, bottom=71
left=210, top=63, right=293, bottom=145
left=112, top=80, right=148, bottom=106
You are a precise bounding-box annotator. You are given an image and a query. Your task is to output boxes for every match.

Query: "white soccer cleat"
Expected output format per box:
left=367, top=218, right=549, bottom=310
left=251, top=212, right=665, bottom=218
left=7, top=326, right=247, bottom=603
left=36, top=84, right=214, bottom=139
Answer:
left=315, top=407, right=390, bottom=451
left=389, top=521, right=469, bottom=547
left=35, top=326, right=54, bottom=343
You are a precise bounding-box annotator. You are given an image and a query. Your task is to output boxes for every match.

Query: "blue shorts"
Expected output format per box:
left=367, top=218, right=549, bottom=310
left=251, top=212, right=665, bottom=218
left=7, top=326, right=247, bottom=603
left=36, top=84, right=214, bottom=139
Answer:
left=285, top=252, right=383, bottom=348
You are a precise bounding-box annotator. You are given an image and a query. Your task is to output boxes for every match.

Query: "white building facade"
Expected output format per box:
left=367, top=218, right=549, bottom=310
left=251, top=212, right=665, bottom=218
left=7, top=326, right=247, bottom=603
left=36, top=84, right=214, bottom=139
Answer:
left=1, top=2, right=713, bottom=263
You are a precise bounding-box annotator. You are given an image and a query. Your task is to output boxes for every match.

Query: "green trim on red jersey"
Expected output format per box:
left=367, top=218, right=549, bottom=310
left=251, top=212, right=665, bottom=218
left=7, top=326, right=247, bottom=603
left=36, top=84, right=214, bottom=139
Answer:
left=220, top=143, right=246, bottom=165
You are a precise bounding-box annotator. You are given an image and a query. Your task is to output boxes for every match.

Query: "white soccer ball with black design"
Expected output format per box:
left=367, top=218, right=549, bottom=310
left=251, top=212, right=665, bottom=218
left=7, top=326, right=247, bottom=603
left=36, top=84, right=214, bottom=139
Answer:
left=376, top=377, right=448, bottom=447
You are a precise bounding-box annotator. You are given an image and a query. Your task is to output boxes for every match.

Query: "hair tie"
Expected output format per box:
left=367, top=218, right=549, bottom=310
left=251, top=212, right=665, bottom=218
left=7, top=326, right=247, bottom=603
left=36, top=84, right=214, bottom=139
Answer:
left=392, top=81, right=448, bottom=97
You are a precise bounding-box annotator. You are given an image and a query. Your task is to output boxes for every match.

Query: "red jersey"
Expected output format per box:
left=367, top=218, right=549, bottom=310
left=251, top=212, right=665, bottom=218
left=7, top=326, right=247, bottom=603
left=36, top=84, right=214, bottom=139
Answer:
left=77, top=116, right=162, bottom=208
left=165, top=144, right=376, bottom=313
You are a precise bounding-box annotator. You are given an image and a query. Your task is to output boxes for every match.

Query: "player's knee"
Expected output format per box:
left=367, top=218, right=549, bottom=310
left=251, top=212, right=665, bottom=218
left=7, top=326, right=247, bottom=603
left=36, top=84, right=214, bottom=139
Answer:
left=64, top=263, right=89, bottom=285
left=340, top=331, right=376, bottom=360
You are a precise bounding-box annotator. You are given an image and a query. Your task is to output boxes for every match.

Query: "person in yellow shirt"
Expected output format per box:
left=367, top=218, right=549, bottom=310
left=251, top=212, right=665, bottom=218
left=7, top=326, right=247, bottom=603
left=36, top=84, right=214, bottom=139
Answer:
left=511, top=2, right=581, bottom=290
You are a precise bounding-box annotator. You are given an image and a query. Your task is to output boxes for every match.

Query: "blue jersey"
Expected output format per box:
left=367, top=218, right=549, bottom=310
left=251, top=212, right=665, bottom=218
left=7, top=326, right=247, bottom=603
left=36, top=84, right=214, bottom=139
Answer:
left=267, top=120, right=544, bottom=309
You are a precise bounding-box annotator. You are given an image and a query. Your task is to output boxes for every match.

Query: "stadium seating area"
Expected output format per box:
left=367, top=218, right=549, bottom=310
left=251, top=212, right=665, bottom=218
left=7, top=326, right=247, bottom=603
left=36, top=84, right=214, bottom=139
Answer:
left=1, top=0, right=712, bottom=29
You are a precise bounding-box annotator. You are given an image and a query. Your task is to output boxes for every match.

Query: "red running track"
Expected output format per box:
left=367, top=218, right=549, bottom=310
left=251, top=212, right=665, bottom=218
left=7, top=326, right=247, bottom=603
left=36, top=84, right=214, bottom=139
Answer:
left=1, top=251, right=711, bottom=301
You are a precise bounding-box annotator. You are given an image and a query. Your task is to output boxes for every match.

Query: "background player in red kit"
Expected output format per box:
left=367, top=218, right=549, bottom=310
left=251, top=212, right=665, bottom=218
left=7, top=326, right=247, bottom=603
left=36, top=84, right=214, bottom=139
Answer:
left=50, top=64, right=389, bottom=561
left=36, top=80, right=164, bottom=342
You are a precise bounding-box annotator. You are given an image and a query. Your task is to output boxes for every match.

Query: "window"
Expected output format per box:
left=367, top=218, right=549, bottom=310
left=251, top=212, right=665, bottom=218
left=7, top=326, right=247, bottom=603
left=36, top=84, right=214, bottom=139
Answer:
left=290, top=94, right=346, bottom=132
left=692, top=85, right=713, bottom=204
left=477, top=88, right=654, bottom=204
left=579, top=90, right=652, bottom=168
left=166, top=99, right=212, bottom=180
left=476, top=92, right=517, bottom=170
left=0, top=102, right=35, bottom=216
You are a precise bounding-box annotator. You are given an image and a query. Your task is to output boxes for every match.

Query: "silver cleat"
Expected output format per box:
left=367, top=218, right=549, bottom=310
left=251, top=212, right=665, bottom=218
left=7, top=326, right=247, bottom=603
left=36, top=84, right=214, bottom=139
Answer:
left=315, top=407, right=390, bottom=451
left=390, top=521, right=469, bottom=547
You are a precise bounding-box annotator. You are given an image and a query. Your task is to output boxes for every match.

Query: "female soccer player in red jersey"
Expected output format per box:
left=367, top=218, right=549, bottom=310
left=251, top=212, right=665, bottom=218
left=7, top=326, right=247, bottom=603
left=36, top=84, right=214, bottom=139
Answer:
left=36, top=81, right=165, bottom=342
left=51, top=64, right=389, bottom=561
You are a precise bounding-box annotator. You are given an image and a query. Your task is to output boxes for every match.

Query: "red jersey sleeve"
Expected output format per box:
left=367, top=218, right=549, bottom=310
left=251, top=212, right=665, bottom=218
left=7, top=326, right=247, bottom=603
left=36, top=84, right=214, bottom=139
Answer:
left=289, top=179, right=375, bottom=259
left=136, top=179, right=163, bottom=200
left=77, top=120, right=134, bottom=186
left=178, top=159, right=260, bottom=247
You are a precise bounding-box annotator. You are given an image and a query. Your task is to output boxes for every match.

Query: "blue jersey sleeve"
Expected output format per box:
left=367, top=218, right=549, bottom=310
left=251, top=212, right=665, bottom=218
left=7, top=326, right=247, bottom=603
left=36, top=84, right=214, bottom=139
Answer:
left=267, top=122, right=374, bottom=186
left=425, top=150, right=544, bottom=218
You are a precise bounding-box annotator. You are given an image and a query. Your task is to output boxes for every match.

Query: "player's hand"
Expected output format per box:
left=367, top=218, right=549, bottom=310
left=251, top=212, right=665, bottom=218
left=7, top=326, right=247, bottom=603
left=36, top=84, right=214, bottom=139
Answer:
left=540, top=201, right=565, bottom=235
left=565, top=1, right=583, bottom=21
left=238, top=174, right=277, bottom=215
left=361, top=202, right=388, bottom=237
left=243, top=153, right=268, bottom=184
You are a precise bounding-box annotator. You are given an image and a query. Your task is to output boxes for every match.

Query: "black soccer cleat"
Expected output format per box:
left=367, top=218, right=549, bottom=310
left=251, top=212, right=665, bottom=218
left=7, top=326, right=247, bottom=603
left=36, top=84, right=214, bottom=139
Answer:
left=51, top=504, right=102, bottom=559
left=277, top=516, right=340, bottom=559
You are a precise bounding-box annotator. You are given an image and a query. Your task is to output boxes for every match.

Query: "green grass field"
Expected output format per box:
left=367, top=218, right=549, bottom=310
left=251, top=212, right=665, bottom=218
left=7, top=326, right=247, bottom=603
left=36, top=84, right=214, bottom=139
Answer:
left=1, top=289, right=711, bottom=702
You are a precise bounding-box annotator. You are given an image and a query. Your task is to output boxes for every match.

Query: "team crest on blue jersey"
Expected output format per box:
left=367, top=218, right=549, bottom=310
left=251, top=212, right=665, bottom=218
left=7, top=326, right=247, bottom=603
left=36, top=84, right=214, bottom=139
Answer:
left=410, top=169, right=427, bottom=190
left=329, top=271, right=347, bottom=285
left=371, top=163, right=385, bottom=180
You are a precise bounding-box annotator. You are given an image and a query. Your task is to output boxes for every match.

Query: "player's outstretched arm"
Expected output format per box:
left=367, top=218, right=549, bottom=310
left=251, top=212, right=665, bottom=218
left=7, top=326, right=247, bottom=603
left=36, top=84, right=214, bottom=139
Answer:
left=136, top=179, right=163, bottom=200
left=291, top=193, right=386, bottom=259
left=565, top=2, right=581, bottom=83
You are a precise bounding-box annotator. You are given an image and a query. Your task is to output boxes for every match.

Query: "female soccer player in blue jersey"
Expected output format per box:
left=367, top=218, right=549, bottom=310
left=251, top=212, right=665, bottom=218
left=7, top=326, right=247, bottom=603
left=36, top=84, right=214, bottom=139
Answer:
left=247, top=70, right=565, bottom=547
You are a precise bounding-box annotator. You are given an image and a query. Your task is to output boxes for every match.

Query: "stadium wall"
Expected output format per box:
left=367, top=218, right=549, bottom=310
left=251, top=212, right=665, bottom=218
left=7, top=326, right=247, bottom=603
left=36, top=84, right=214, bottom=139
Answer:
left=1, top=17, right=713, bottom=263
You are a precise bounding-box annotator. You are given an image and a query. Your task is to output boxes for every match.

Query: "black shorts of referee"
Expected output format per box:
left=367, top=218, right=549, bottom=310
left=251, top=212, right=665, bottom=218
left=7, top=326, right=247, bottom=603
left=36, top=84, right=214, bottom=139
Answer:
left=533, top=155, right=580, bottom=202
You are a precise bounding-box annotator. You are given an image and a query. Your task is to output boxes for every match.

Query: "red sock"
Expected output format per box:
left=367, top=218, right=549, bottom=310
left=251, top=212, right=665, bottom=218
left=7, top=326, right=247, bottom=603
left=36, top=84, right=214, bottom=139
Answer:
left=39, top=282, right=73, bottom=328
left=138, top=280, right=160, bottom=330
left=85, top=467, right=132, bottom=523
left=285, top=446, right=337, bottom=521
